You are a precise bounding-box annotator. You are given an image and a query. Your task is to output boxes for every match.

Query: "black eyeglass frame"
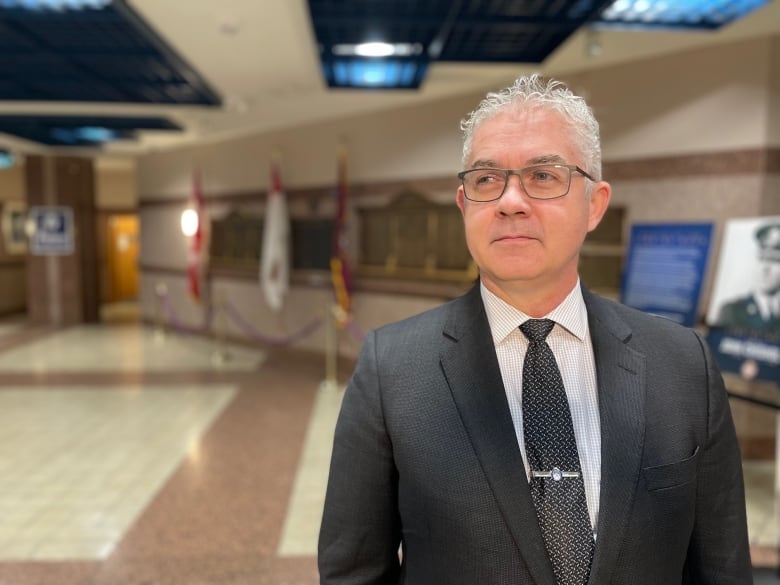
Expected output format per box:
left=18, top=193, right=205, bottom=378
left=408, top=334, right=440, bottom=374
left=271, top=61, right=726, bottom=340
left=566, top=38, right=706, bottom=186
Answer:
left=457, top=164, right=596, bottom=202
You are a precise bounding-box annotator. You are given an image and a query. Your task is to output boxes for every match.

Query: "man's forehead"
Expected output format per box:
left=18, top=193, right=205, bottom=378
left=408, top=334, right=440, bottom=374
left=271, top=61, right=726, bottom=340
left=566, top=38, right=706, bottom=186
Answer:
left=756, top=223, right=780, bottom=261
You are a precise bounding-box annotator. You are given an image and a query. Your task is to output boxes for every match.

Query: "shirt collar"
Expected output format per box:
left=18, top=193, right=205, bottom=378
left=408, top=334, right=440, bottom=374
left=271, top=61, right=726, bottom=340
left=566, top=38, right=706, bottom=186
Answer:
left=480, top=280, right=589, bottom=345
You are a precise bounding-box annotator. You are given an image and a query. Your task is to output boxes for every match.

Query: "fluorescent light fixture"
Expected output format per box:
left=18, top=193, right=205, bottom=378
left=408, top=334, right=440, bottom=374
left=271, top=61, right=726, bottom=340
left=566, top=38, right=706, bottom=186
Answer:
left=332, top=42, right=423, bottom=57
left=0, top=0, right=112, bottom=9
left=328, top=58, right=426, bottom=89
left=597, top=0, right=769, bottom=29
left=51, top=126, right=120, bottom=144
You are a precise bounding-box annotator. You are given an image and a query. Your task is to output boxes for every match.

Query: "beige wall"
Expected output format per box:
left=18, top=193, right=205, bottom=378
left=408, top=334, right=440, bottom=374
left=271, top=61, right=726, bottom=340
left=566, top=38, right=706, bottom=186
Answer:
left=0, top=161, right=26, bottom=315
left=137, top=35, right=780, bottom=357
left=580, top=38, right=773, bottom=160
left=0, top=162, right=25, bottom=201
left=94, top=158, right=138, bottom=210
left=768, top=36, right=780, bottom=145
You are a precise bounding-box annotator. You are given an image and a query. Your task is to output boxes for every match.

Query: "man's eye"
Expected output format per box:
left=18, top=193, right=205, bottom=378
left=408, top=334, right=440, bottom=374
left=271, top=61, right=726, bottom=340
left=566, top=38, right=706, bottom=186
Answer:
left=475, top=172, right=502, bottom=184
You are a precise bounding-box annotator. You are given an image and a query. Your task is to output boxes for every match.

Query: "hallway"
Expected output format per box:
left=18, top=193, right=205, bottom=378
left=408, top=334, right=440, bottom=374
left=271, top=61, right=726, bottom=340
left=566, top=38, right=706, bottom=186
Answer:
left=0, top=313, right=777, bottom=584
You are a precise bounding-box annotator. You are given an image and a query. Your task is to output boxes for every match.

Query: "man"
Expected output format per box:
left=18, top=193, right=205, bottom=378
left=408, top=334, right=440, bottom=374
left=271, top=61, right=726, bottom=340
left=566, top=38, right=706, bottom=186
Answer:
left=319, top=75, right=751, bottom=584
left=716, top=222, right=780, bottom=336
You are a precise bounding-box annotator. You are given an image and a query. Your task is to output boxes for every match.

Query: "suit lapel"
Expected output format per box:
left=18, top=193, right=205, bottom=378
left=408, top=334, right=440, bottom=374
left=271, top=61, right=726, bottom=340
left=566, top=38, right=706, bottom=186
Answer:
left=582, top=291, right=646, bottom=585
left=440, top=285, right=556, bottom=585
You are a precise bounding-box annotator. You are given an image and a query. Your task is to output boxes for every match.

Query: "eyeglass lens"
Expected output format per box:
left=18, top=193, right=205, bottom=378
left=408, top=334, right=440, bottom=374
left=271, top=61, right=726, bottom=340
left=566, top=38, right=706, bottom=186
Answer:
left=462, top=165, right=573, bottom=201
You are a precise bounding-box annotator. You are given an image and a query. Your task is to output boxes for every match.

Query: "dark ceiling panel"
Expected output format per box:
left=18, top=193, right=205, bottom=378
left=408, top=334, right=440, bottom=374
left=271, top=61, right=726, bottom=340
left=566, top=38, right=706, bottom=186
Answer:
left=0, top=0, right=220, bottom=106
left=307, top=0, right=615, bottom=89
left=0, top=115, right=181, bottom=147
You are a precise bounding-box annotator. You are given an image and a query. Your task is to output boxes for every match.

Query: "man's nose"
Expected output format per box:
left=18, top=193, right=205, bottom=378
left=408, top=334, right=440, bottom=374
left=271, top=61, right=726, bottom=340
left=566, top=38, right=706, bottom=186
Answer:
left=496, top=174, right=532, bottom=213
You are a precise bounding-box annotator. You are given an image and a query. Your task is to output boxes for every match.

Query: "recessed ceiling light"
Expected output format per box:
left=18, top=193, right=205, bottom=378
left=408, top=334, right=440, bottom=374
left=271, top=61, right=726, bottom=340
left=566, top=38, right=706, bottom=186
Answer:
left=332, top=42, right=423, bottom=57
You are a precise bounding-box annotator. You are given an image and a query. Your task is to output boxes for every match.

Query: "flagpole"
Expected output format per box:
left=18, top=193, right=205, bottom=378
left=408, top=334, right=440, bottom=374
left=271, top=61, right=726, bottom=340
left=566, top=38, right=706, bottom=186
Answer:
left=322, top=140, right=351, bottom=392
left=321, top=302, right=340, bottom=392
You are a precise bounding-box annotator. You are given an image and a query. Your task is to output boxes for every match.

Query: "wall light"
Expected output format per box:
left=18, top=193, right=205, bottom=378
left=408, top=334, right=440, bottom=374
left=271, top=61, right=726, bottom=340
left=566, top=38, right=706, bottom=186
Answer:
left=180, top=208, right=199, bottom=237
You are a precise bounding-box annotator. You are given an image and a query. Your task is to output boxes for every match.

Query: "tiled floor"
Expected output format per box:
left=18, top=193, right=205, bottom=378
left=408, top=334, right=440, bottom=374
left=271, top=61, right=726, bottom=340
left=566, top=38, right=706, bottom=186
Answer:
left=0, top=306, right=777, bottom=584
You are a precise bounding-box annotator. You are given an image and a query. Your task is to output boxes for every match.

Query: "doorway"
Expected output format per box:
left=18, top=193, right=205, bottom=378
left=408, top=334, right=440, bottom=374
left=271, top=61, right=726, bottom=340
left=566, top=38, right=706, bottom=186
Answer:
left=106, top=213, right=139, bottom=302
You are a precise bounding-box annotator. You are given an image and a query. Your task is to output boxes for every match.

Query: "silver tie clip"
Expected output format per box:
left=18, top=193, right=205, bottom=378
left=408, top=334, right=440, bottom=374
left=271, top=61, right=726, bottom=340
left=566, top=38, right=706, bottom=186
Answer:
left=531, top=467, right=580, bottom=481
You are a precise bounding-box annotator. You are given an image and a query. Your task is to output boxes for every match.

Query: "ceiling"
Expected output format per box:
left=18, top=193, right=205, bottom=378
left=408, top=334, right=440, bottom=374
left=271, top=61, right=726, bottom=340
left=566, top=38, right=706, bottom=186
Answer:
left=0, top=0, right=779, bottom=158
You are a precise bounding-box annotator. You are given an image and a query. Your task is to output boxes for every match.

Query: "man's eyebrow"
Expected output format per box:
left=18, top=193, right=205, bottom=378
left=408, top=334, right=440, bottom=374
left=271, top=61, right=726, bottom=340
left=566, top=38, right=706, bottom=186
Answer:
left=468, top=154, right=568, bottom=169
left=528, top=154, right=567, bottom=165
left=469, top=159, right=500, bottom=169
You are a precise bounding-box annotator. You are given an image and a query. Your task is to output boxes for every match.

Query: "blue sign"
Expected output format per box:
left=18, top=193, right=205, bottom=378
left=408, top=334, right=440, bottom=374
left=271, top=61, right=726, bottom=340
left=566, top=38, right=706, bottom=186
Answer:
left=706, top=329, right=780, bottom=383
left=29, top=206, right=74, bottom=256
left=621, top=223, right=713, bottom=327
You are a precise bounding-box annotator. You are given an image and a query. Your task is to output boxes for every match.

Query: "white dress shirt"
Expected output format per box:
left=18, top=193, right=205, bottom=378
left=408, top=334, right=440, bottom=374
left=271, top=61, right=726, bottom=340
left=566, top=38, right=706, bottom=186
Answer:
left=481, top=281, right=601, bottom=534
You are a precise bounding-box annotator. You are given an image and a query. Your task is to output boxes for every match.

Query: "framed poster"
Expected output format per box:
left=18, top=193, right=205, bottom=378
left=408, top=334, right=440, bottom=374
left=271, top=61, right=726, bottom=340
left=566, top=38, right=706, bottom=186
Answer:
left=706, top=217, right=780, bottom=382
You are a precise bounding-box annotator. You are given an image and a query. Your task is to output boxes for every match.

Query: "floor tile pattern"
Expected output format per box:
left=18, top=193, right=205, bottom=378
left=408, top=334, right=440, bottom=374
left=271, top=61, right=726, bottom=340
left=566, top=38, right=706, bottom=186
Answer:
left=0, top=385, right=236, bottom=561
left=0, top=325, right=264, bottom=372
left=0, top=307, right=775, bottom=584
left=277, top=382, right=345, bottom=557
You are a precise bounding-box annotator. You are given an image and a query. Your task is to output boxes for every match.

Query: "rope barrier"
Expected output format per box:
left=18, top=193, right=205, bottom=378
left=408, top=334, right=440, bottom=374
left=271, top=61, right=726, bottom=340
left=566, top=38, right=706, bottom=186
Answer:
left=154, top=283, right=326, bottom=348
left=155, top=284, right=213, bottom=335
left=343, top=316, right=366, bottom=343
left=222, top=298, right=323, bottom=347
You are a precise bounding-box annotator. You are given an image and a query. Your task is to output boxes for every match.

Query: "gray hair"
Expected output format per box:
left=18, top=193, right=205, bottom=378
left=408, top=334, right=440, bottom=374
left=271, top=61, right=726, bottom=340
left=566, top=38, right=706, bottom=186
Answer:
left=460, top=74, right=602, bottom=180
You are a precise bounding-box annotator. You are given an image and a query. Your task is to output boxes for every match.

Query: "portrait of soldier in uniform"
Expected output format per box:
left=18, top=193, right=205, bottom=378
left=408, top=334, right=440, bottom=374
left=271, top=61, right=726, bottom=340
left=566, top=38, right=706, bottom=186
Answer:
left=713, top=221, right=780, bottom=336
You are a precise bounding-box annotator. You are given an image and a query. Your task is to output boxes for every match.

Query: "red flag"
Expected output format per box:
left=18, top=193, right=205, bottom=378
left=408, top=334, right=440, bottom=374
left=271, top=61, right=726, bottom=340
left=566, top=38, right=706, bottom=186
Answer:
left=260, top=157, right=290, bottom=312
left=187, top=169, right=204, bottom=302
left=330, top=145, right=352, bottom=323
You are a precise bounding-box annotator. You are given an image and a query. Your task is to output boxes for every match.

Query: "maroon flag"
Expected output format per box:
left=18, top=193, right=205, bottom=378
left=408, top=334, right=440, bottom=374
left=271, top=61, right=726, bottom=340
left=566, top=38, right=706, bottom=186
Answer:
left=330, top=145, right=352, bottom=322
left=187, top=169, right=205, bottom=302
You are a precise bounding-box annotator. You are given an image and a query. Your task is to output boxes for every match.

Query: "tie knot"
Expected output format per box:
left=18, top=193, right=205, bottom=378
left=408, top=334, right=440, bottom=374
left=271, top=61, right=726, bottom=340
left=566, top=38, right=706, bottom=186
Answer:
left=520, top=319, right=555, bottom=342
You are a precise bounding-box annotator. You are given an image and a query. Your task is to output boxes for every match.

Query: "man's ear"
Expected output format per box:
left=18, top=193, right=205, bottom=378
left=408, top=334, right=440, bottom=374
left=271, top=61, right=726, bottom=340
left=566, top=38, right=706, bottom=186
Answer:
left=587, top=181, right=612, bottom=233
left=456, top=185, right=467, bottom=217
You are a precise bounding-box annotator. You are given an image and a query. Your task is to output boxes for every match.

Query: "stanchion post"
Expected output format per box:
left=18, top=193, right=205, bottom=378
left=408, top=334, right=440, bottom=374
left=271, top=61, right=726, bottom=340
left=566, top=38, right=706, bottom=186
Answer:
left=320, top=303, right=340, bottom=392
left=211, top=293, right=231, bottom=366
left=154, top=282, right=168, bottom=340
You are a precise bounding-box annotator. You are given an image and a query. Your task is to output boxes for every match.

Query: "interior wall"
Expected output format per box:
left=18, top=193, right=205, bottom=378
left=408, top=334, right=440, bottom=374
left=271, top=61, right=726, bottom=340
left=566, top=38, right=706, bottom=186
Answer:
left=0, top=161, right=26, bottom=315
left=136, top=35, right=779, bottom=358
left=94, top=158, right=137, bottom=210
left=768, top=35, right=780, bottom=146
left=565, top=37, right=772, bottom=161
left=0, top=161, right=25, bottom=201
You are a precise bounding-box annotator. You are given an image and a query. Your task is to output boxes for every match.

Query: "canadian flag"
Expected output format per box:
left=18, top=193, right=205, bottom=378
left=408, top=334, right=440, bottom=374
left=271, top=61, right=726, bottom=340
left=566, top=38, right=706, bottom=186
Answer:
left=187, top=169, right=205, bottom=302
left=260, top=158, right=290, bottom=312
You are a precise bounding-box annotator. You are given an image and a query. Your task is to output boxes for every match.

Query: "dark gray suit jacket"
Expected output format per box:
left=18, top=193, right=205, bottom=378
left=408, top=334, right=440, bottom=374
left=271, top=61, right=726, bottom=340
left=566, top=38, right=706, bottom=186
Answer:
left=318, top=284, right=752, bottom=584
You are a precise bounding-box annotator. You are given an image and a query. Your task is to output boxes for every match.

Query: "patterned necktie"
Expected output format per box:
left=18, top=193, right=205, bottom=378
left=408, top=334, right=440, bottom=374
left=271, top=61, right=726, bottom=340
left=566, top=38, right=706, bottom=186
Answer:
left=520, top=319, right=594, bottom=585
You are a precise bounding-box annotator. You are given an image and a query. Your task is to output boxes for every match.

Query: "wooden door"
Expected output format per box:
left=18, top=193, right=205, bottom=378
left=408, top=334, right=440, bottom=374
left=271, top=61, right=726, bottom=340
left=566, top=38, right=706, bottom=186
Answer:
left=107, top=214, right=139, bottom=301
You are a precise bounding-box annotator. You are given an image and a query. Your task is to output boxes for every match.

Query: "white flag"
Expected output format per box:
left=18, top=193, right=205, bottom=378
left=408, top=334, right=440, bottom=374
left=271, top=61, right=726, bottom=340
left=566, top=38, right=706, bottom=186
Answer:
left=260, top=160, right=290, bottom=312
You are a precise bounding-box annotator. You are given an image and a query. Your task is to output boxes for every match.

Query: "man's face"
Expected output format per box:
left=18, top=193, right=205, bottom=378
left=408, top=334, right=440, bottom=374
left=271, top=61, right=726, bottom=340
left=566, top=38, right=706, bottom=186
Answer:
left=756, top=255, right=780, bottom=295
left=456, top=107, right=610, bottom=302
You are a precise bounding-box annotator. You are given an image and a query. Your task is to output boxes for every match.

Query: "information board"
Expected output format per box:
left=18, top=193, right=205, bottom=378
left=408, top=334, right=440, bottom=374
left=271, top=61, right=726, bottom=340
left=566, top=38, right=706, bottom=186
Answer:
left=28, top=206, right=74, bottom=256
left=621, top=223, right=713, bottom=327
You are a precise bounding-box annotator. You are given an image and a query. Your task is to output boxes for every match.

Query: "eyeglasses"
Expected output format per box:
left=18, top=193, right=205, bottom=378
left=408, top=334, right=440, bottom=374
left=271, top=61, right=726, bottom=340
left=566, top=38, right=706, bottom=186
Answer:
left=457, top=164, right=595, bottom=202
